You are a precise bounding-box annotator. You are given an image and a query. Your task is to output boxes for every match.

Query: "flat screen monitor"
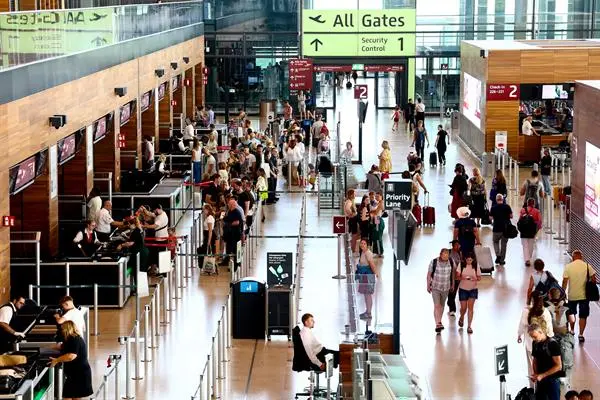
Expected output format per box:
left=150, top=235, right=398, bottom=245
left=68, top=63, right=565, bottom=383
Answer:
left=12, top=156, right=36, bottom=194
left=141, top=91, right=151, bottom=112
left=158, top=83, right=166, bottom=100
left=248, top=76, right=258, bottom=85
left=240, top=281, right=258, bottom=293
left=542, top=84, right=568, bottom=100
left=120, top=102, right=131, bottom=126
left=94, top=116, right=107, bottom=142
left=58, top=134, right=76, bottom=165
left=462, top=72, right=482, bottom=129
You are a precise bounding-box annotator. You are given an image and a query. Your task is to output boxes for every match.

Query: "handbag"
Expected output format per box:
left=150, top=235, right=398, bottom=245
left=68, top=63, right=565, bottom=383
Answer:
left=480, top=205, right=491, bottom=225
left=382, top=211, right=388, bottom=218
left=585, top=263, right=599, bottom=301
left=202, top=246, right=217, bottom=274
left=504, top=222, right=519, bottom=239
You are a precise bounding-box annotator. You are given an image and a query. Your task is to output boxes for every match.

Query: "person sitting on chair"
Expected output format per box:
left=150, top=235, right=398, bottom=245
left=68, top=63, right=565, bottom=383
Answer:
left=300, top=313, right=339, bottom=370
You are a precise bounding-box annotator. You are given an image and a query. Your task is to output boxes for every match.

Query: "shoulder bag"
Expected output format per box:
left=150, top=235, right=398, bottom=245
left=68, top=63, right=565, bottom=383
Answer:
left=585, top=263, right=599, bottom=301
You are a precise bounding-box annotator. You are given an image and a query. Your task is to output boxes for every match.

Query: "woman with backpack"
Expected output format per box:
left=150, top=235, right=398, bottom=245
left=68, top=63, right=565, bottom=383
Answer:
left=519, top=198, right=543, bottom=267
left=520, top=170, right=545, bottom=209
left=526, top=259, right=562, bottom=303
left=456, top=252, right=482, bottom=334
left=468, top=167, right=486, bottom=227
left=517, top=290, right=554, bottom=386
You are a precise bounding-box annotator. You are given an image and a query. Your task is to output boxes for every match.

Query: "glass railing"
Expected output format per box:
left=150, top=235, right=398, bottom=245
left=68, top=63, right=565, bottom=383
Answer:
left=0, top=1, right=203, bottom=71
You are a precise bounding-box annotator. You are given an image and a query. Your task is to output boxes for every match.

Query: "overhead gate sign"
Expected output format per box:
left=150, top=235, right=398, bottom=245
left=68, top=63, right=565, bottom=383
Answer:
left=302, top=9, right=416, bottom=57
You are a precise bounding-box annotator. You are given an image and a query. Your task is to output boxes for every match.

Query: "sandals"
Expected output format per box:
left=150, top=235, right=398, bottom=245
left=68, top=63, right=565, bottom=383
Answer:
left=435, top=324, right=443, bottom=333
left=467, top=327, right=473, bottom=334
left=579, top=335, right=585, bottom=343
left=458, top=318, right=464, bottom=328
left=359, top=312, right=372, bottom=320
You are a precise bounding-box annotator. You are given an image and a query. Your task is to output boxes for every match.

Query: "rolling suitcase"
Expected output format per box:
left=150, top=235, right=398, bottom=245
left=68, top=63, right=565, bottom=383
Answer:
left=429, top=151, right=437, bottom=167
left=411, top=203, right=422, bottom=226
left=474, top=245, right=494, bottom=274
left=423, top=192, right=435, bottom=226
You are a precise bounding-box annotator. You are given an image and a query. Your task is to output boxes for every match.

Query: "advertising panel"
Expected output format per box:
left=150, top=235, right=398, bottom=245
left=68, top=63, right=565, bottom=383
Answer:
left=585, top=142, right=600, bottom=231
left=462, top=72, right=482, bottom=130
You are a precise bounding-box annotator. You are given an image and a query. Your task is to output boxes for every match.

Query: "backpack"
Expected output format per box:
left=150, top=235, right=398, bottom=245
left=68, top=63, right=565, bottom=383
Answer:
left=458, top=220, right=475, bottom=241
left=517, top=208, right=538, bottom=238
left=524, top=179, right=539, bottom=205
left=514, top=387, right=535, bottom=400
left=320, top=124, right=329, bottom=136
left=430, top=258, right=454, bottom=286
left=534, top=271, right=566, bottom=300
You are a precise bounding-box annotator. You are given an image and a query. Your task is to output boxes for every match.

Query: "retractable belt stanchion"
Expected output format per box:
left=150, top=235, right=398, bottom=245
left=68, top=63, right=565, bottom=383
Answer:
left=545, top=195, right=555, bottom=235
left=554, top=202, right=566, bottom=241
left=93, top=283, right=99, bottom=336
left=142, top=305, right=151, bottom=363
left=133, top=320, right=141, bottom=381
left=150, top=285, right=158, bottom=349
left=119, top=336, right=134, bottom=400
left=508, top=156, right=513, bottom=188
left=217, top=321, right=223, bottom=380
left=211, top=336, right=217, bottom=398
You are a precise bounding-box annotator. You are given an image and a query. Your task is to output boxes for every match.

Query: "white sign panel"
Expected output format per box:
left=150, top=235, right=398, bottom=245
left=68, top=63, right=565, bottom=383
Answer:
left=495, top=131, right=507, bottom=152
left=49, top=145, right=58, bottom=199
left=585, top=142, right=600, bottom=231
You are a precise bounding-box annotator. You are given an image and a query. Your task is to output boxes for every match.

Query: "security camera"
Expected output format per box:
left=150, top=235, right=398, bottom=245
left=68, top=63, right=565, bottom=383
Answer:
left=49, top=115, right=66, bottom=129
left=114, top=87, right=127, bottom=97
left=183, top=57, right=190, bottom=64
left=155, top=69, right=165, bottom=78
left=170, top=62, right=178, bottom=70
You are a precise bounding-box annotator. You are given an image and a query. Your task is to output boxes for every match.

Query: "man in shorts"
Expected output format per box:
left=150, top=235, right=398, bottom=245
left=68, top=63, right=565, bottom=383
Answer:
left=562, top=250, right=597, bottom=343
left=427, top=248, right=455, bottom=333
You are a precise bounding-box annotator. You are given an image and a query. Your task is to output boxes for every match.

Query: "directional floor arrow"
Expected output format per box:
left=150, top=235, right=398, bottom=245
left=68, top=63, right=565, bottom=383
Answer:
left=311, top=38, right=323, bottom=52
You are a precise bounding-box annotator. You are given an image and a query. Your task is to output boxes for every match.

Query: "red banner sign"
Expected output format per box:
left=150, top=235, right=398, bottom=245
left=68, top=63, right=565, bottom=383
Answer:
left=364, top=65, right=405, bottom=73
left=314, top=65, right=352, bottom=72
left=289, top=58, right=313, bottom=91
left=486, top=84, right=520, bottom=101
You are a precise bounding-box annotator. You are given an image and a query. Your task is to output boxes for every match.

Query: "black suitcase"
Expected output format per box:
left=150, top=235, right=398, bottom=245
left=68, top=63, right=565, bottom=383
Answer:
left=429, top=151, right=437, bottom=167
left=346, top=81, right=352, bottom=89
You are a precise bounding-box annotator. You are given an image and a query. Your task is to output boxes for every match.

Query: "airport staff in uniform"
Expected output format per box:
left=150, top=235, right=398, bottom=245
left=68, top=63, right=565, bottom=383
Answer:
left=54, top=296, right=86, bottom=337
left=96, top=201, right=123, bottom=242
left=73, top=220, right=101, bottom=257
left=0, top=296, right=26, bottom=353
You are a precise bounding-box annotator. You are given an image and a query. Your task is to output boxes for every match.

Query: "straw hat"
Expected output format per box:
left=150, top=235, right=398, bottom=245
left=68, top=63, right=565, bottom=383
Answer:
left=457, top=206, right=471, bottom=219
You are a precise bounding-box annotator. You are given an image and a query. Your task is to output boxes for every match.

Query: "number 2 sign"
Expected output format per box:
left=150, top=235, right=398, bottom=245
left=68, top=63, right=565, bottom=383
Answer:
left=354, top=84, right=368, bottom=99
left=486, top=84, right=520, bottom=101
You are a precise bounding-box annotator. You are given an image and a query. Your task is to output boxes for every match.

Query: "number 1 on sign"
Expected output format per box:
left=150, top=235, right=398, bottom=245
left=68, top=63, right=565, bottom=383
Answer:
left=398, top=37, right=403, bottom=51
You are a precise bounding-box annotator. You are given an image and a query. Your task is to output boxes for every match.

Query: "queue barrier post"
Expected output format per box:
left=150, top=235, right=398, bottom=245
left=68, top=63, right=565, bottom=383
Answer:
left=133, top=320, right=142, bottom=381
left=163, top=276, right=171, bottom=323
left=119, top=336, right=134, bottom=400
left=57, top=364, right=64, bottom=399
left=217, top=322, right=223, bottom=380
left=211, top=336, right=217, bottom=397
left=555, top=203, right=566, bottom=241
left=150, top=283, right=158, bottom=349
left=142, top=305, right=151, bottom=363
left=545, top=195, right=555, bottom=234
left=226, top=296, right=232, bottom=349
left=221, top=305, right=229, bottom=360
left=28, top=284, right=33, bottom=303
left=113, top=355, right=120, bottom=400
left=206, top=355, right=212, bottom=400
left=93, top=283, right=99, bottom=337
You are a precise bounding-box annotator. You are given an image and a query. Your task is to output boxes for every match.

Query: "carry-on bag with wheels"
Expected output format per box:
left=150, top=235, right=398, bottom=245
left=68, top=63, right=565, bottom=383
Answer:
left=411, top=202, right=422, bottom=226
left=474, top=245, right=494, bottom=274
left=429, top=152, right=438, bottom=167
left=423, top=192, right=435, bottom=226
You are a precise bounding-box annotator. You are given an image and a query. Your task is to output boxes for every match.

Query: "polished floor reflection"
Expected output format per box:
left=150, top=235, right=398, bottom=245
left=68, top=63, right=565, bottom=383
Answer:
left=84, top=77, right=599, bottom=399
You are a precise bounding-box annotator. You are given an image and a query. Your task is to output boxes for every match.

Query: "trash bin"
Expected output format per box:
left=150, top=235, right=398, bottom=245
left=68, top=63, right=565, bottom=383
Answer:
left=451, top=111, right=460, bottom=130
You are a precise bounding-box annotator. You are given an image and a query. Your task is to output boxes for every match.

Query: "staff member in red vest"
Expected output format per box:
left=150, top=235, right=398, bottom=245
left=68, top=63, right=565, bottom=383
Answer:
left=73, top=220, right=101, bottom=257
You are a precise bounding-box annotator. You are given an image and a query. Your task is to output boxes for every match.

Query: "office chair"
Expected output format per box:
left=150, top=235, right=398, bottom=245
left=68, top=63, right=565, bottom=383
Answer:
left=291, top=326, right=329, bottom=399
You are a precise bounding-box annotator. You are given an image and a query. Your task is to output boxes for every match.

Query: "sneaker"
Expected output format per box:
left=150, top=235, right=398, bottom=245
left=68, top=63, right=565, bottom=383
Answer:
left=448, top=311, right=456, bottom=317
left=494, top=257, right=500, bottom=265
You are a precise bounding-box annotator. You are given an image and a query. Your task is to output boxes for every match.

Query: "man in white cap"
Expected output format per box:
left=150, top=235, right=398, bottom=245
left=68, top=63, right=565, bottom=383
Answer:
left=453, top=206, right=480, bottom=256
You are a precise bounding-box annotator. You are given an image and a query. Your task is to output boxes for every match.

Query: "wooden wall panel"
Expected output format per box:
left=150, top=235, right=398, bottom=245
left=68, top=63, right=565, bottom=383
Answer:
left=141, top=93, right=157, bottom=143
left=0, top=0, right=9, bottom=12
left=0, top=169, right=9, bottom=302
left=59, top=141, right=90, bottom=196
left=185, top=68, right=194, bottom=120
left=195, top=64, right=205, bottom=112
left=553, top=50, right=589, bottom=82
left=173, top=79, right=183, bottom=117
left=485, top=101, right=520, bottom=153
left=521, top=50, right=556, bottom=82
left=487, top=51, right=521, bottom=83
left=119, top=106, right=139, bottom=171
left=588, top=49, right=600, bottom=69
left=93, top=117, right=121, bottom=192
left=158, top=95, right=171, bottom=139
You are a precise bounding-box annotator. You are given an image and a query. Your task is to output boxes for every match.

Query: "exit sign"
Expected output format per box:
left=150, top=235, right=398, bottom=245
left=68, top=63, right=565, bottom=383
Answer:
left=352, top=64, right=364, bottom=71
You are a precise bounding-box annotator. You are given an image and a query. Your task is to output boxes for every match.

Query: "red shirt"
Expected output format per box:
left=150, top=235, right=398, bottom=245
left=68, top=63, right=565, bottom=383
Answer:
left=519, top=206, right=542, bottom=230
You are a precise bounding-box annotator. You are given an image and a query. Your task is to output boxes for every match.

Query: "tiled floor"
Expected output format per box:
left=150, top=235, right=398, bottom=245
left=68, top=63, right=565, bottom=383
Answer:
left=84, top=77, right=600, bottom=399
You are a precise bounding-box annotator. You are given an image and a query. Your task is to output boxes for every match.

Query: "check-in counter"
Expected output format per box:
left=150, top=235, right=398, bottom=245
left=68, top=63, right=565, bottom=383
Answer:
left=11, top=258, right=131, bottom=308
left=111, top=175, right=191, bottom=224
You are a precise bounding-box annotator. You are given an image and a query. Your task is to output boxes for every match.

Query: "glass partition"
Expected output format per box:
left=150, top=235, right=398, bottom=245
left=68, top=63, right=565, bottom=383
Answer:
left=0, top=1, right=203, bottom=71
